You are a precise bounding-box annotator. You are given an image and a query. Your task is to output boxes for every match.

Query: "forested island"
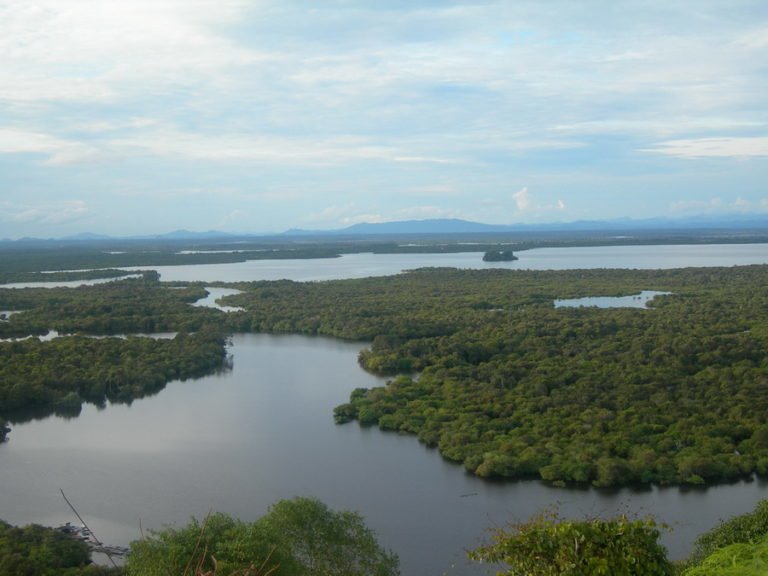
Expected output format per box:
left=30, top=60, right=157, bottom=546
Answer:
left=0, top=275, right=229, bottom=423
left=482, top=249, right=518, bottom=261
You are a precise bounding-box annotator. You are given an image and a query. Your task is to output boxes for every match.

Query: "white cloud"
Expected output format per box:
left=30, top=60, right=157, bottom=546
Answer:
left=553, top=119, right=766, bottom=138
left=0, top=128, right=99, bottom=164
left=405, top=184, right=459, bottom=196
left=670, top=196, right=768, bottom=214
left=308, top=204, right=463, bottom=227
left=643, top=137, right=768, bottom=159
left=390, top=205, right=463, bottom=220
left=669, top=197, right=723, bottom=212
left=513, top=187, right=532, bottom=211
left=0, top=0, right=267, bottom=103
left=737, top=26, right=768, bottom=49
left=513, top=186, right=565, bottom=213
left=0, top=125, right=457, bottom=167
left=1, top=200, right=90, bottom=225
left=306, top=205, right=357, bottom=224
left=108, top=128, right=456, bottom=166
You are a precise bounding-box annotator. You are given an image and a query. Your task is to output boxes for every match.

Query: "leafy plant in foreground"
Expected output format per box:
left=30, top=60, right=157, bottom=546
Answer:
left=468, top=511, right=673, bottom=576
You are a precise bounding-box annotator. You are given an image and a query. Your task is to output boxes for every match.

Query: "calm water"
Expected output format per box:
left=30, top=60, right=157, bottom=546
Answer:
left=125, top=243, right=768, bottom=283
left=1, top=334, right=767, bottom=575
left=1, top=275, right=141, bottom=289
left=3, top=244, right=768, bottom=574
left=2, top=244, right=767, bottom=288
left=554, top=290, right=672, bottom=309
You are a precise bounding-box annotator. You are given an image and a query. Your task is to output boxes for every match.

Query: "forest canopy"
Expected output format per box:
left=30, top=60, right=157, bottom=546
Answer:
left=3, top=266, right=768, bottom=487
left=223, top=266, right=768, bottom=487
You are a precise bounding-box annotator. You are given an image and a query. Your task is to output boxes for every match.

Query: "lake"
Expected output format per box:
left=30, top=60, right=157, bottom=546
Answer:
left=1, top=334, right=767, bottom=575
left=2, top=243, right=767, bottom=288
left=123, top=243, right=768, bottom=283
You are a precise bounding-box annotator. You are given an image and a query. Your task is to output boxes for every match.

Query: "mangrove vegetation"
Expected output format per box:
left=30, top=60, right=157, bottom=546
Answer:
left=223, top=266, right=768, bottom=487
left=3, top=264, right=768, bottom=488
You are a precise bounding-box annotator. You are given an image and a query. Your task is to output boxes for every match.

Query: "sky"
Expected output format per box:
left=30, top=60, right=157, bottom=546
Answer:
left=1, top=0, right=767, bottom=238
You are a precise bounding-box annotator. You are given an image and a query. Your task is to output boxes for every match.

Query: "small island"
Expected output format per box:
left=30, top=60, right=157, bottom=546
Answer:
left=482, top=249, right=518, bottom=262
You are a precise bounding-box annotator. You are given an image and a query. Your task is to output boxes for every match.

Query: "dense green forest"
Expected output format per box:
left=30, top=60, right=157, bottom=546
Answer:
left=0, top=274, right=216, bottom=338
left=0, top=276, right=230, bottom=424
left=221, top=266, right=768, bottom=487
left=0, top=328, right=228, bottom=423
left=3, top=266, right=768, bottom=486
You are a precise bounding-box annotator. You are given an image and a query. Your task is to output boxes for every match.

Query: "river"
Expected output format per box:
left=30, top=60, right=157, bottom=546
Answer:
left=1, top=334, right=767, bottom=574
left=2, top=244, right=768, bottom=574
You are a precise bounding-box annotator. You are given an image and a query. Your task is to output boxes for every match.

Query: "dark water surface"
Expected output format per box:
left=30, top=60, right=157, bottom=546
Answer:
left=1, top=334, right=766, bottom=575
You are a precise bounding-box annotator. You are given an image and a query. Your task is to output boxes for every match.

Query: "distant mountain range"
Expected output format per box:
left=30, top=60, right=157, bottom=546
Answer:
left=4, top=214, right=768, bottom=243
left=284, top=214, right=768, bottom=236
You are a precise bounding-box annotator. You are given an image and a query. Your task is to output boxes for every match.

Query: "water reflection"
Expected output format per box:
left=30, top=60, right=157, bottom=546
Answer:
left=191, top=287, right=244, bottom=312
left=121, top=243, right=768, bottom=283
left=1, top=334, right=766, bottom=575
left=554, top=290, right=672, bottom=309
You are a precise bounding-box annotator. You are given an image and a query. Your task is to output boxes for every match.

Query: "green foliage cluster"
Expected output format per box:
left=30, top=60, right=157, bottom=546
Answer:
left=468, top=512, right=673, bottom=576
left=482, top=250, right=517, bottom=262
left=226, top=266, right=768, bottom=486
left=0, top=276, right=217, bottom=338
left=126, top=497, right=399, bottom=576
left=0, top=521, right=119, bottom=576
left=0, top=328, right=228, bottom=421
left=681, top=536, right=768, bottom=576
left=686, top=499, right=768, bottom=567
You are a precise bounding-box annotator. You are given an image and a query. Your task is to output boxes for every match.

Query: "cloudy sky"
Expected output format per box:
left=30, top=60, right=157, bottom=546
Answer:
left=1, top=0, right=767, bottom=237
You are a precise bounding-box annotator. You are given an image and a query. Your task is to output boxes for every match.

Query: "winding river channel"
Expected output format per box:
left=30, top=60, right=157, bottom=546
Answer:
left=2, top=243, right=768, bottom=574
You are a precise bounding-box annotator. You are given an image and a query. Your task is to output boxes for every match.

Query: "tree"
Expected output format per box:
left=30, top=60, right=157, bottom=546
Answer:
left=260, top=498, right=399, bottom=576
left=126, top=498, right=399, bottom=576
left=468, top=511, right=673, bottom=576
left=0, top=520, right=119, bottom=576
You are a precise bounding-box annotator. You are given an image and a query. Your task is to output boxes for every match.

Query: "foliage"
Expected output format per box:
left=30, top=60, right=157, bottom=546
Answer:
left=126, top=497, right=399, bottom=576
left=4, top=264, right=768, bottom=487
left=468, top=511, right=673, bottom=576
left=681, top=535, right=768, bottom=576
left=0, top=327, right=228, bottom=422
left=686, top=499, right=768, bottom=567
left=0, top=520, right=121, bottom=575
left=0, top=276, right=218, bottom=338
left=482, top=250, right=517, bottom=262
left=225, top=265, right=768, bottom=487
